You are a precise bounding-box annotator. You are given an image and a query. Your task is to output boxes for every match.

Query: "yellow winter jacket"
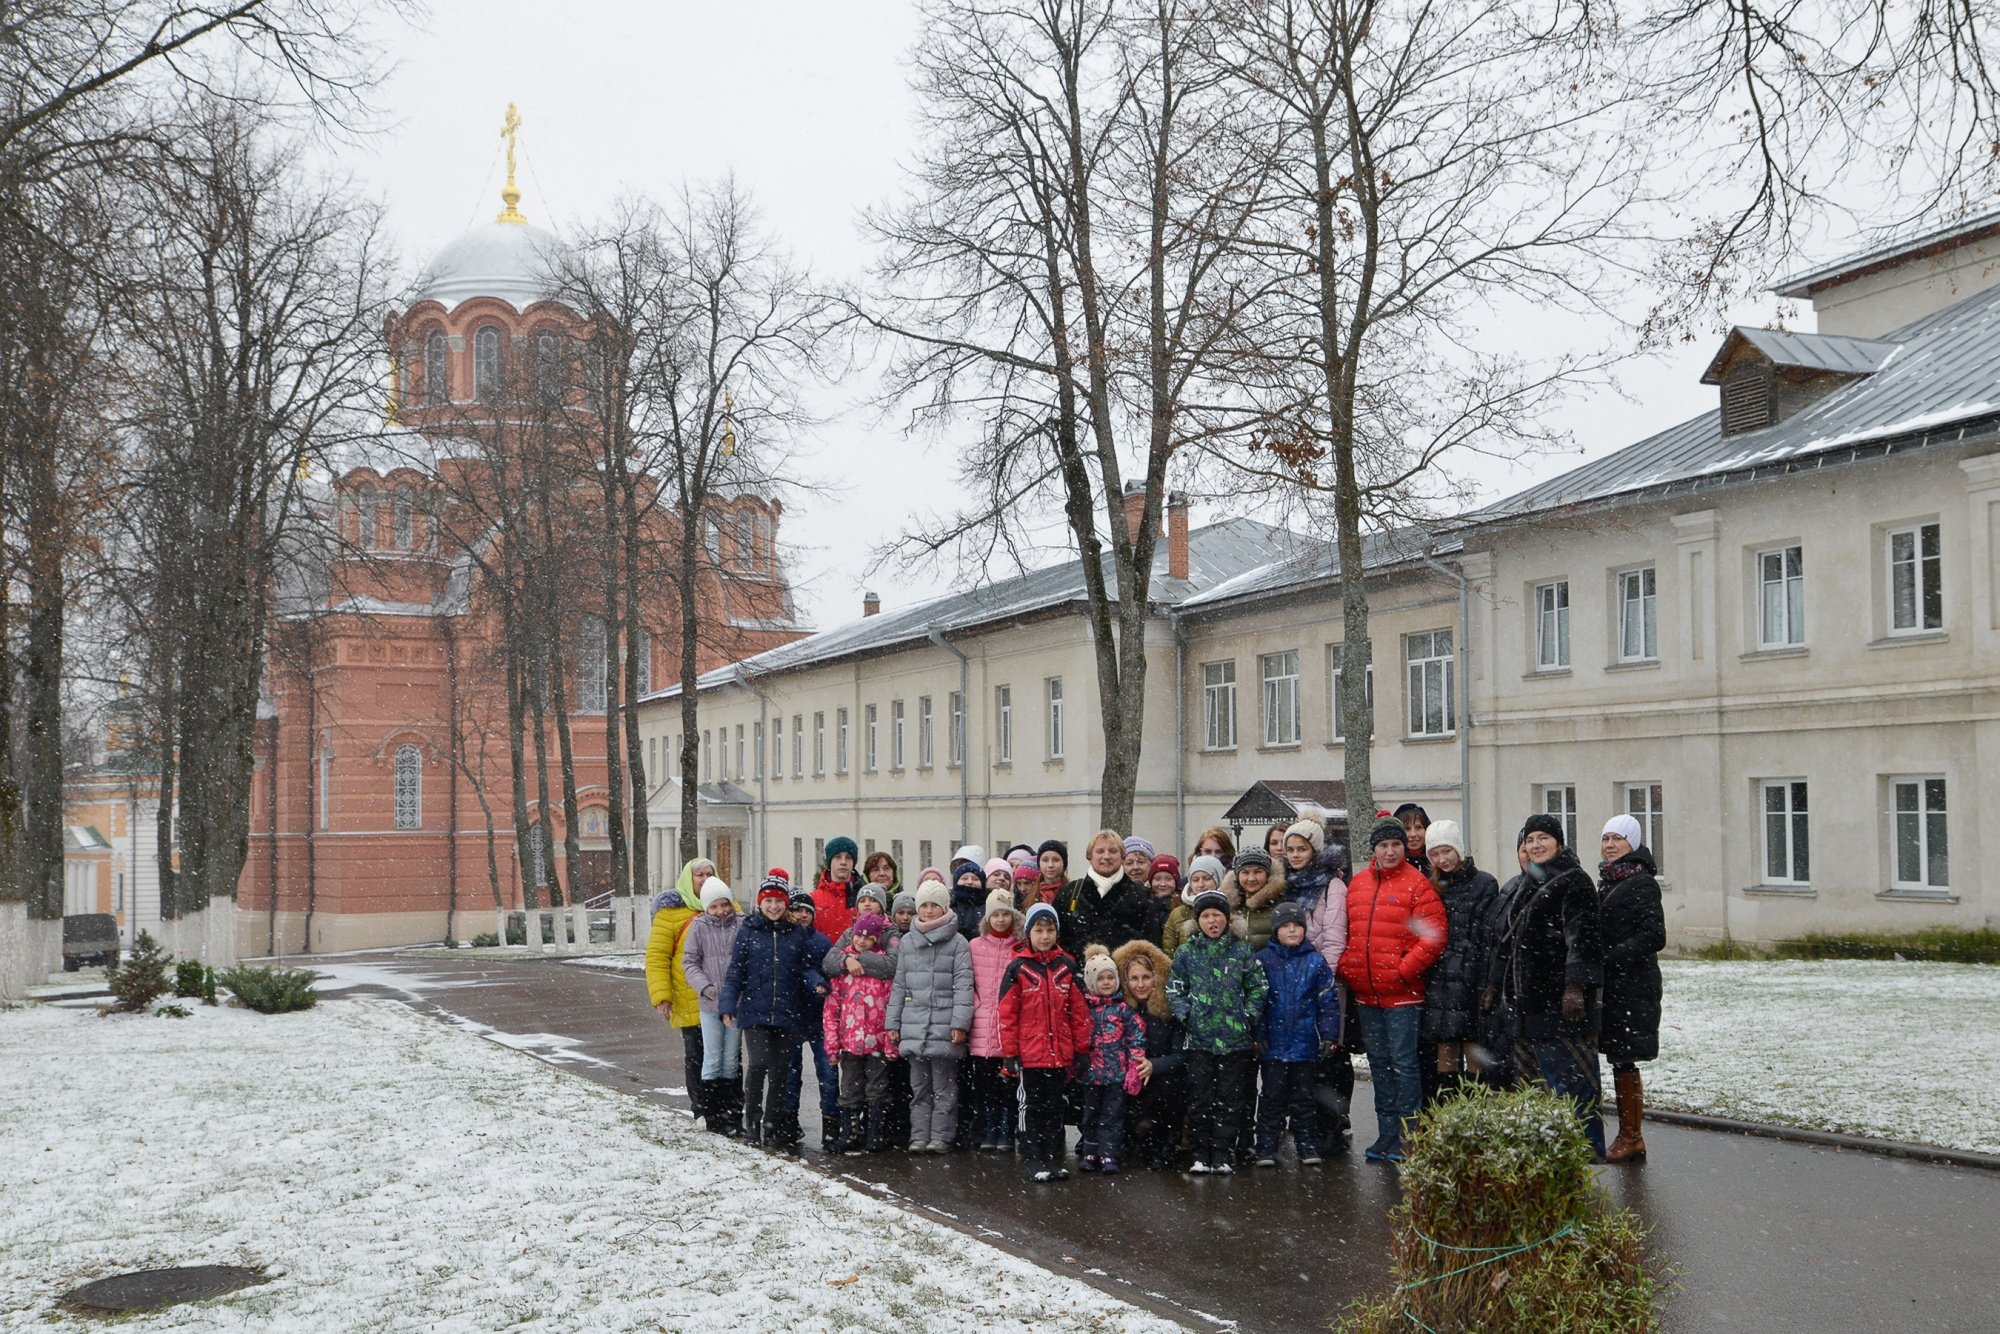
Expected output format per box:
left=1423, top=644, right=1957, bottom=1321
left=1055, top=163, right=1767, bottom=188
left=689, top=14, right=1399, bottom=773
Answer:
left=645, top=905, right=700, bottom=1024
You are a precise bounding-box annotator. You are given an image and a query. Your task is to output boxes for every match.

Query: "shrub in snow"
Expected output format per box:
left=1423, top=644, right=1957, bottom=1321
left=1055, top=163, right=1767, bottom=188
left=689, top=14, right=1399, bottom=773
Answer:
left=470, top=932, right=501, bottom=948
left=1341, top=1085, right=1665, bottom=1333
left=173, top=959, right=206, bottom=998
left=219, top=964, right=320, bottom=1014
left=155, top=1003, right=192, bottom=1019
left=202, top=965, right=218, bottom=1006
left=106, top=931, right=171, bottom=1013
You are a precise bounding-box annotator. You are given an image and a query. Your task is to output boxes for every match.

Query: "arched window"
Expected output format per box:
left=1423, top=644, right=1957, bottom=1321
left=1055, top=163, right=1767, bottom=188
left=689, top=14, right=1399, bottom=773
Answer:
left=525, top=824, right=548, bottom=887
left=393, top=744, right=422, bottom=830
left=357, top=485, right=377, bottom=548
left=583, top=342, right=606, bottom=415
left=424, top=330, right=448, bottom=405
left=534, top=330, right=561, bottom=405
left=473, top=326, right=503, bottom=402
left=577, top=617, right=607, bottom=713
left=392, top=488, right=414, bottom=548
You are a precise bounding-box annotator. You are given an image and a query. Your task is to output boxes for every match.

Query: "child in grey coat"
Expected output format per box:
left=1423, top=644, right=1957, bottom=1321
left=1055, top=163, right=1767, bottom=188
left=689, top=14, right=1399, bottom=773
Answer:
left=886, top=881, right=975, bottom=1152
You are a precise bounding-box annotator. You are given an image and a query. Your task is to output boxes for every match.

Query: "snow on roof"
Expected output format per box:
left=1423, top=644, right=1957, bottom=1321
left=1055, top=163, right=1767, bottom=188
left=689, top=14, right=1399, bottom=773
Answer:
left=1474, top=280, right=2000, bottom=521
left=413, top=221, right=570, bottom=311
left=1178, top=527, right=1461, bottom=613
left=1699, top=328, right=1898, bottom=382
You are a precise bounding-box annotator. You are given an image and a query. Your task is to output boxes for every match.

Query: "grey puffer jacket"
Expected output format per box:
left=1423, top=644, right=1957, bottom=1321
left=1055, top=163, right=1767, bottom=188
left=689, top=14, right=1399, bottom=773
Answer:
left=823, top=924, right=902, bottom=981
left=680, top=912, right=741, bottom=1015
left=887, top=912, right=974, bottom=1059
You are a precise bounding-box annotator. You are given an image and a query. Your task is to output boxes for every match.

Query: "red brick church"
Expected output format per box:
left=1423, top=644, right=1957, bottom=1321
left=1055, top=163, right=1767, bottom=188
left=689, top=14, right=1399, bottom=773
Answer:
left=237, top=143, right=805, bottom=953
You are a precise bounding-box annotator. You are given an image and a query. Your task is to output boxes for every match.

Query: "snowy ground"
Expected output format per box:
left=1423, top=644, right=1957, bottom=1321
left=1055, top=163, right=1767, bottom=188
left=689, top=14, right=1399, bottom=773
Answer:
left=0, top=999, right=1184, bottom=1332
left=1642, top=959, right=2000, bottom=1154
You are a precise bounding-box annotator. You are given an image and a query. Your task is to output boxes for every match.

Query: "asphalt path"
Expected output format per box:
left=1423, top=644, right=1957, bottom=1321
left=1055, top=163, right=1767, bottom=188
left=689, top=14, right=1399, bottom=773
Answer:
left=311, top=950, right=2000, bottom=1332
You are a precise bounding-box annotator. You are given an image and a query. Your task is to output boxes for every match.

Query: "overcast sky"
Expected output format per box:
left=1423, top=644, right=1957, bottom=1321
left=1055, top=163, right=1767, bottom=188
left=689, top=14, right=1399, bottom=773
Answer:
left=348, top=0, right=1795, bottom=633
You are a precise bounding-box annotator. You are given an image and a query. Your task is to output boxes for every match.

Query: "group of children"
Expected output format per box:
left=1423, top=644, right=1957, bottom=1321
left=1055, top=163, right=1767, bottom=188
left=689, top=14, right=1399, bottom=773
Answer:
left=645, top=825, right=1349, bottom=1182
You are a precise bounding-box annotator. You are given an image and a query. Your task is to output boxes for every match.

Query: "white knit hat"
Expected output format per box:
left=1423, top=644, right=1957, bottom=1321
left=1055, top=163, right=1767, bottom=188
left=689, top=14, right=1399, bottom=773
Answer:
left=915, top=881, right=952, bottom=913
left=1188, top=854, right=1226, bottom=886
left=1082, top=946, right=1119, bottom=989
left=699, top=881, right=734, bottom=910
left=1602, top=813, right=1644, bottom=848
left=1426, top=819, right=1464, bottom=854
left=1286, top=818, right=1325, bottom=854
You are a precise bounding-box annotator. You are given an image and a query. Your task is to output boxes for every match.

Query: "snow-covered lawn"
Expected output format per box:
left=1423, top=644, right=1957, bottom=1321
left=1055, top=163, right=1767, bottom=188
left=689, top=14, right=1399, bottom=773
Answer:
left=0, top=999, right=1183, bottom=1332
left=1647, top=960, right=2000, bottom=1154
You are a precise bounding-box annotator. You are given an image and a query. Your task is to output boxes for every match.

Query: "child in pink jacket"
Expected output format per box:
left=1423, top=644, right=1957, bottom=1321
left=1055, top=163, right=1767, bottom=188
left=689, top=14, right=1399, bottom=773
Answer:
left=967, top=889, right=1021, bottom=1152
left=823, top=913, right=896, bottom=1155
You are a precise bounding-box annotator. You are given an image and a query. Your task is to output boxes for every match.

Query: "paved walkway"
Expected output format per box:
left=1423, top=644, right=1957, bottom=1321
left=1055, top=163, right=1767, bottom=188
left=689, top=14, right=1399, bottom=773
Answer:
left=311, top=950, right=2000, bottom=1332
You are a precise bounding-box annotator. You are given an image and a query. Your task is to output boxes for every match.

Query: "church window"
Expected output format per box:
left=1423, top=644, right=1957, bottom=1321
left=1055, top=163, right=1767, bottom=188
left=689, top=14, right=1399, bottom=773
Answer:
left=393, top=488, right=414, bottom=548
left=473, top=326, right=503, bottom=402
left=534, top=330, right=561, bottom=405
left=735, top=513, right=754, bottom=570
left=318, top=739, right=334, bottom=829
left=357, top=485, right=377, bottom=548
left=525, top=824, right=548, bottom=886
left=635, top=630, right=652, bottom=696
left=393, top=744, right=422, bottom=829
left=424, top=330, right=448, bottom=404
left=583, top=341, right=606, bottom=415
left=577, top=617, right=607, bottom=713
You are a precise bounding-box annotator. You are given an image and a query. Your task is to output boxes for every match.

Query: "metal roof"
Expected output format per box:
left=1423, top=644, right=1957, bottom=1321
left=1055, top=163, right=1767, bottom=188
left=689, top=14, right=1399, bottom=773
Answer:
left=1772, top=210, right=2000, bottom=297
left=1473, top=280, right=2000, bottom=521
left=650, top=516, right=1295, bottom=698
left=1699, top=328, right=1897, bottom=382
left=1177, top=527, right=1462, bottom=613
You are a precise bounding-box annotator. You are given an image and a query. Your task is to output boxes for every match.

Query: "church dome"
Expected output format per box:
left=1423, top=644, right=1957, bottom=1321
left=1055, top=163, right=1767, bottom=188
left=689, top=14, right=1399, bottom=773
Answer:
left=415, top=220, right=568, bottom=311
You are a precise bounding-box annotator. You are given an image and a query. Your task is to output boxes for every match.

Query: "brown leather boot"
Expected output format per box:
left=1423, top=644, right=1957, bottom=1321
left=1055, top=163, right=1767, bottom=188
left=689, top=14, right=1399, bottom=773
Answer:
left=1607, top=1068, right=1647, bottom=1163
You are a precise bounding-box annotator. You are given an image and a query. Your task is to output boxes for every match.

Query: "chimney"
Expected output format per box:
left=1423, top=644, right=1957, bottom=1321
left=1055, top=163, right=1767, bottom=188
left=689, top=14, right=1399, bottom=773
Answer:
left=862, top=591, right=881, bottom=617
left=1122, top=479, right=1146, bottom=541
left=1167, top=491, right=1190, bottom=581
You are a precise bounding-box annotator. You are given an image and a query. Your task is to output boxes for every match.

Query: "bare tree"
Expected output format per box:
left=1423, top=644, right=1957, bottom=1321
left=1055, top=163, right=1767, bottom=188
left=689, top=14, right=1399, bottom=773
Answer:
left=863, top=0, right=1276, bottom=829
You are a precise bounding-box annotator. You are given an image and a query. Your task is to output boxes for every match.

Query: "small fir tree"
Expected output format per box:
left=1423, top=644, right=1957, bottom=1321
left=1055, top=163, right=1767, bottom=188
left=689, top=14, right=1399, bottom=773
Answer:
left=106, top=932, right=172, bottom=1013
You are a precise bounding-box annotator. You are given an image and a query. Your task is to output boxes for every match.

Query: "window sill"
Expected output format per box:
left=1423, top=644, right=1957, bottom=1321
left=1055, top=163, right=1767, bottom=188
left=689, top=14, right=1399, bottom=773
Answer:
left=1868, top=631, right=1948, bottom=649
left=1877, top=887, right=1958, bottom=904
left=1605, top=658, right=1661, bottom=673
left=993, top=761, right=1012, bottom=771
left=1740, top=646, right=1807, bottom=662
left=1523, top=667, right=1572, bottom=680
left=1741, top=883, right=1815, bottom=899
left=1257, top=742, right=1303, bottom=754
left=1044, top=757, right=1066, bottom=769
left=1403, top=733, right=1457, bottom=745
left=1200, top=746, right=1239, bottom=756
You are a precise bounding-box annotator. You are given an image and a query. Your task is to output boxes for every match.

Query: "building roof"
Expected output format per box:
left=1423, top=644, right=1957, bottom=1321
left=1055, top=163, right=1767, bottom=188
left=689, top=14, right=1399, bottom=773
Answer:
left=414, top=221, right=568, bottom=311
left=1771, top=210, right=2000, bottom=297
left=1472, top=280, right=2000, bottom=521
left=647, top=515, right=1295, bottom=699
left=1177, top=525, right=1461, bottom=614
left=1698, top=327, right=1898, bottom=382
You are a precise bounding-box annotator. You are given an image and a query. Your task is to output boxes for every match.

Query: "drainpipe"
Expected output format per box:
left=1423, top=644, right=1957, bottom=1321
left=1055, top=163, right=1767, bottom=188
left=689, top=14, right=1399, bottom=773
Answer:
left=1171, top=607, right=1186, bottom=859
left=927, top=626, right=970, bottom=845
left=1418, top=548, right=1471, bottom=853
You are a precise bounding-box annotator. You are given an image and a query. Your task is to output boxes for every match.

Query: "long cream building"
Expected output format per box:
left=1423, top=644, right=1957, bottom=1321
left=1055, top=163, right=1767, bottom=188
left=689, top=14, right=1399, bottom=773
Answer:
left=642, top=217, right=2000, bottom=946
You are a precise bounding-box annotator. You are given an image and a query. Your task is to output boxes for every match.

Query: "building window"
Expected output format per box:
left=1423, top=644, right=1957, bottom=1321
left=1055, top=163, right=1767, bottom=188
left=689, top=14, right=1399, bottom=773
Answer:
left=1046, top=677, right=1065, bottom=759
left=918, top=696, right=934, bottom=769
left=753, top=722, right=764, bottom=780
left=1618, top=568, right=1657, bottom=662
left=1535, top=784, right=1577, bottom=849
left=646, top=736, right=657, bottom=783
left=392, top=488, right=415, bottom=548
left=1260, top=651, right=1301, bottom=746
left=1621, top=782, right=1665, bottom=873
left=793, top=837, right=804, bottom=885
left=1535, top=580, right=1570, bottom=670
left=735, top=512, right=754, bottom=571
left=735, top=724, right=745, bottom=780
left=770, top=720, right=782, bottom=782
left=583, top=341, right=605, bottom=415
left=1202, top=661, right=1237, bottom=751
left=837, top=707, right=850, bottom=774
left=1886, top=522, right=1942, bottom=635
left=702, top=729, right=711, bottom=782
left=865, top=703, right=880, bottom=772
left=1890, top=776, right=1948, bottom=890
left=704, top=519, right=722, bottom=568
left=891, top=699, right=906, bottom=769
left=793, top=713, right=804, bottom=778
left=1761, top=780, right=1809, bottom=885
left=318, top=739, right=333, bottom=829
left=813, top=837, right=825, bottom=873
left=1757, top=544, right=1805, bottom=648
left=995, top=685, right=1012, bottom=764
left=393, top=745, right=422, bottom=830
left=357, top=485, right=377, bottom=549
left=577, top=618, right=607, bottom=713
left=813, top=712, right=825, bottom=776
left=473, top=325, right=502, bottom=402
left=635, top=630, right=652, bottom=697
left=525, top=825, right=548, bottom=887
left=948, top=691, right=965, bottom=767
left=534, top=330, right=561, bottom=404
left=423, top=330, right=448, bottom=404
left=1331, top=648, right=1373, bottom=742
left=1406, top=630, right=1455, bottom=737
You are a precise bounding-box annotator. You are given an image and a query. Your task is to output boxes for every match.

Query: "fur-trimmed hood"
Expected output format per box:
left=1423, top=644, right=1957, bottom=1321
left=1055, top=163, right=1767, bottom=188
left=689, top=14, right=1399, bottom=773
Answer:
left=1112, top=938, right=1173, bottom=1019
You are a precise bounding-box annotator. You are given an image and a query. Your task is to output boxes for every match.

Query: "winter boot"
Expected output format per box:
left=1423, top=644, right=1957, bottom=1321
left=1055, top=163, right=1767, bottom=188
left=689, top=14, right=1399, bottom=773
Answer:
left=864, top=1103, right=889, bottom=1153
left=1607, top=1068, right=1648, bottom=1163
left=820, top=1109, right=844, bottom=1155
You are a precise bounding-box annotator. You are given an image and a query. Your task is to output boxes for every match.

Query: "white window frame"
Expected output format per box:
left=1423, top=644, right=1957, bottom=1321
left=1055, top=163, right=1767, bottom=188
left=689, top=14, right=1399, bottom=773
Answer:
left=754, top=721, right=764, bottom=780
left=635, top=630, right=652, bottom=697
left=812, top=712, right=825, bottom=776
left=1330, top=649, right=1374, bottom=743
left=473, top=325, right=503, bottom=402
left=318, top=739, right=333, bottom=829
left=1617, top=567, right=1657, bottom=662
left=1889, top=775, right=1949, bottom=890
left=1620, top=781, right=1666, bottom=874
left=1260, top=650, right=1301, bottom=747
left=424, top=329, right=448, bottom=405
left=1047, top=677, right=1064, bottom=759
left=1760, top=779, right=1810, bottom=886
left=918, top=696, right=934, bottom=769
left=1757, top=544, right=1805, bottom=649
left=735, top=724, right=745, bottom=780
left=1534, top=580, right=1571, bottom=670
left=891, top=699, right=906, bottom=770
left=577, top=618, right=608, bottom=714
left=1202, top=660, right=1237, bottom=751
left=702, top=729, right=711, bottom=783
left=1406, top=629, right=1456, bottom=738
left=393, top=745, right=422, bottom=830
left=837, top=707, right=851, bottom=774
left=948, top=691, right=965, bottom=768
left=792, top=713, right=804, bottom=778
left=995, top=685, right=1012, bottom=764
left=864, top=703, right=879, bottom=772
left=770, top=719, right=782, bottom=782
left=1535, top=784, right=1577, bottom=850
left=1885, top=521, right=1943, bottom=636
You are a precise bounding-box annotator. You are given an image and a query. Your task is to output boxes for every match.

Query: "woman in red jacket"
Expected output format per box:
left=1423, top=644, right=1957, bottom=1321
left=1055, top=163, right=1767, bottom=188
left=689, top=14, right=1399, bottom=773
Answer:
left=998, top=902, right=1094, bottom=1182
left=1338, top=816, right=1447, bottom=1163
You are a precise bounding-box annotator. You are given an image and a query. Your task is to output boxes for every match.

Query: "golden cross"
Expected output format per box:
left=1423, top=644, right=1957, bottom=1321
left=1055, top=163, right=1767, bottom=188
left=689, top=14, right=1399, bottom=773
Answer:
left=497, top=103, right=526, bottom=224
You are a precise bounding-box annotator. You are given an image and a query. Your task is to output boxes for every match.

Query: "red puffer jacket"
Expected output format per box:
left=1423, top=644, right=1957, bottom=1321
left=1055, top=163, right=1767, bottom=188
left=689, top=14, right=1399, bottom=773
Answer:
left=996, top=945, right=1093, bottom=1070
left=812, top=874, right=858, bottom=944
left=1337, top=860, right=1448, bottom=1008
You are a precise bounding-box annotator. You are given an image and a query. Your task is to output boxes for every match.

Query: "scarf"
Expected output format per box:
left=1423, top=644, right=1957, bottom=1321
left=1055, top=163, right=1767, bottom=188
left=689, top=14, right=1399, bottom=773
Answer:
left=1087, top=866, right=1121, bottom=898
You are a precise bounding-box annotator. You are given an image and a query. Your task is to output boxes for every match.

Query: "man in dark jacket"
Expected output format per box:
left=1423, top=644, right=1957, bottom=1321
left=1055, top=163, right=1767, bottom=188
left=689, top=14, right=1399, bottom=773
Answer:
left=1057, top=832, right=1150, bottom=960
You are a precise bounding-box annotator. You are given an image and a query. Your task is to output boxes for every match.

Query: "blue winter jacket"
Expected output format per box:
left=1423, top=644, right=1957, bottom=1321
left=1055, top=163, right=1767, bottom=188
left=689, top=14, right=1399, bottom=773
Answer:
left=720, top=913, right=827, bottom=1033
left=800, top=928, right=834, bottom=1036
left=1255, top=936, right=1343, bottom=1062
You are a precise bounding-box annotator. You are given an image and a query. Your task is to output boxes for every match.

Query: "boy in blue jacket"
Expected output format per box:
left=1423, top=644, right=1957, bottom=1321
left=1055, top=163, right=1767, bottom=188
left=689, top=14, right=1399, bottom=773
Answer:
left=1254, top=901, right=1343, bottom=1166
left=721, top=877, right=827, bottom=1150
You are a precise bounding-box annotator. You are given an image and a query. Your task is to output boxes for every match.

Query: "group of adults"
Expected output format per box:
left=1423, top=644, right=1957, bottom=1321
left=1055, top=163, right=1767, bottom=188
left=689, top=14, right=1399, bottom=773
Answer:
left=646, top=800, right=1665, bottom=1165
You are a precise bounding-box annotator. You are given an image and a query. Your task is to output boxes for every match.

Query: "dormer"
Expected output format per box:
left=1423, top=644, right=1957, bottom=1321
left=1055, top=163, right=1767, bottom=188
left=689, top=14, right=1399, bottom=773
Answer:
left=1699, top=328, right=1896, bottom=437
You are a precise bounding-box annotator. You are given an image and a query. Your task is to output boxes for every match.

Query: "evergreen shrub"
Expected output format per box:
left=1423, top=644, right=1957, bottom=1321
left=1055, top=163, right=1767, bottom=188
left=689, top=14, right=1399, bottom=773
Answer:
left=174, top=959, right=206, bottom=998
left=470, top=932, right=501, bottom=948
left=106, top=932, right=172, bottom=1013
left=1341, top=1086, right=1666, bottom=1333
left=218, top=964, right=320, bottom=1013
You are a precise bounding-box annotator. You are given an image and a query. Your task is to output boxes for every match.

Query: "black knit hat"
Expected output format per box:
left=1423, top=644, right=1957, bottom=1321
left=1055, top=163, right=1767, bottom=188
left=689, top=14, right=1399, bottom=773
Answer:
left=1368, top=816, right=1408, bottom=848
left=1036, top=839, right=1067, bottom=862
left=788, top=889, right=816, bottom=912
left=1190, top=889, right=1231, bottom=918
left=1271, top=901, right=1308, bottom=932
left=1234, top=847, right=1273, bottom=872
left=1519, top=813, right=1567, bottom=847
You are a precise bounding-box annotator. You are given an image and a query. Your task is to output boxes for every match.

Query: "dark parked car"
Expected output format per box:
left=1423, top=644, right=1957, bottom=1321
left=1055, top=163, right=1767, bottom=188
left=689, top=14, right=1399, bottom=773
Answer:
left=63, top=914, right=119, bottom=971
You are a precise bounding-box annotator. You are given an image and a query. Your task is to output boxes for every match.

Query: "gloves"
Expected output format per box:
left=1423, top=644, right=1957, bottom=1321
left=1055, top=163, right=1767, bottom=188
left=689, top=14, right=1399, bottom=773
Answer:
left=1001, top=1057, right=1021, bottom=1081
left=1123, top=1063, right=1146, bottom=1097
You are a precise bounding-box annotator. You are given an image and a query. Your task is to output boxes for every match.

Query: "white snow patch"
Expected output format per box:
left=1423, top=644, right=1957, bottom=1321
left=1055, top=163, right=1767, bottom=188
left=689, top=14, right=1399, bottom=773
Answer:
left=563, top=955, right=647, bottom=974
left=0, top=998, right=1186, bottom=1331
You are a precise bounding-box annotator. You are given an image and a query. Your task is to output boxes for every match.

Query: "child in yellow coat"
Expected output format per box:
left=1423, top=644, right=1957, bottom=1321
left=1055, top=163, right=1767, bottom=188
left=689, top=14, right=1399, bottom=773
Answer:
left=645, top=889, right=706, bottom=1124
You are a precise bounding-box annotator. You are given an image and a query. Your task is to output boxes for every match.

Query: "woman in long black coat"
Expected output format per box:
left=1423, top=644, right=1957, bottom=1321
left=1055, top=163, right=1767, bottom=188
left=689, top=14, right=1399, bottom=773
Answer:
left=1418, top=819, right=1497, bottom=1103
left=1597, top=814, right=1665, bottom=1164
